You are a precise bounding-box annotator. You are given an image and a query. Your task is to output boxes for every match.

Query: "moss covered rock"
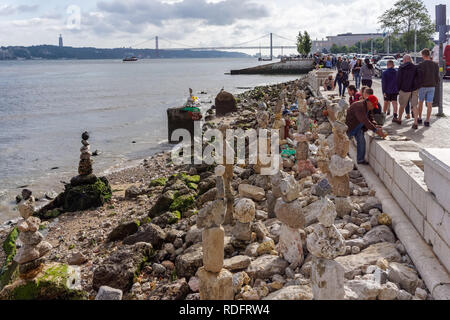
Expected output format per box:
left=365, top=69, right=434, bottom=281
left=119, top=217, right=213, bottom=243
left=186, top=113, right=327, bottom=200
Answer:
left=169, top=195, right=195, bottom=213
left=149, top=177, right=168, bottom=187
left=62, top=177, right=112, bottom=212
left=149, top=190, right=176, bottom=218
left=0, top=263, right=87, bottom=300
left=187, top=183, right=198, bottom=190
left=0, top=228, right=19, bottom=290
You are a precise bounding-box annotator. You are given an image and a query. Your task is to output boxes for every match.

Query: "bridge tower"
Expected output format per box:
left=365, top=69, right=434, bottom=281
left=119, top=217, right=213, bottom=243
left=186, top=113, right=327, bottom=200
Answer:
left=270, top=33, right=273, bottom=60
left=155, top=36, right=159, bottom=57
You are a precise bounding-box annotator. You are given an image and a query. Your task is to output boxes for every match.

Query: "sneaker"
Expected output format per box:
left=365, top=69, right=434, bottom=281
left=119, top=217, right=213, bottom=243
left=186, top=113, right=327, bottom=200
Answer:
left=392, top=118, right=402, bottom=125
left=424, top=121, right=430, bottom=127
left=418, top=119, right=423, bottom=124
left=412, top=124, right=418, bottom=130
left=357, top=161, right=369, bottom=165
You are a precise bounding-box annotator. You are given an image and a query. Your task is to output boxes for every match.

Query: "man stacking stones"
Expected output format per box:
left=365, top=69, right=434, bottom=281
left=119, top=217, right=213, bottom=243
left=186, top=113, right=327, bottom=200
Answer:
left=274, top=174, right=305, bottom=267
left=196, top=166, right=234, bottom=300
left=14, top=190, right=52, bottom=278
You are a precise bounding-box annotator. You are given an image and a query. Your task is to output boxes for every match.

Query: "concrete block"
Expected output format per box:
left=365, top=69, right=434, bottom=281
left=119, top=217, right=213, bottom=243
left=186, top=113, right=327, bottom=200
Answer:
left=394, top=163, right=410, bottom=196
left=424, top=220, right=450, bottom=273
left=383, top=169, right=393, bottom=192
left=376, top=142, right=386, bottom=168
left=392, top=183, right=411, bottom=216
left=420, top=148, right=450, bottom=212
left=409, top=176, right=428, bottom=217
left=385, top=152, right=394, bottom=178
left=426, top=197, right=450, bottom=245
left=408, top=204, right=425, bottom=236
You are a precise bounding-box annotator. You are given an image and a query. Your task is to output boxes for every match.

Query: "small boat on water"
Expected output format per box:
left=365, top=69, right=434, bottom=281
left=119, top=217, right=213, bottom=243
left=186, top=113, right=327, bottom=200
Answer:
left=123, top=56, right=138, bottom=62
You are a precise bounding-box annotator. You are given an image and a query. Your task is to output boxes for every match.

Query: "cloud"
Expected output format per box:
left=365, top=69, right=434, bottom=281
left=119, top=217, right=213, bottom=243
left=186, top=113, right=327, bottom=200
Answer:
left=0, top=4, right=39, bottom=16
left=96, top=0, right=269, bottom=26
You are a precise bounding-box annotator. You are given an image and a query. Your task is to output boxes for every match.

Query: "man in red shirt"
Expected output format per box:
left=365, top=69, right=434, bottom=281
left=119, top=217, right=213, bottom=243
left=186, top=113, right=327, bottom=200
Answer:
left=347, top=85, right=361, bottom=105
left=346, top=95, right=386, bottom=164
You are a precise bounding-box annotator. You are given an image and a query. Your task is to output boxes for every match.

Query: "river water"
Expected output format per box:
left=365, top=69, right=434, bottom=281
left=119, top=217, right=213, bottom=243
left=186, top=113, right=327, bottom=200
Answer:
left=0, top=58, right=300, bottom=223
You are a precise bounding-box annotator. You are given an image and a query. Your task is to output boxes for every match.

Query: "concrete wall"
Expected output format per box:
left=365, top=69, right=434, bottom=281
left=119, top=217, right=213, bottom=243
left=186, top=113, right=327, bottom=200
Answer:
left=367, top=138, right=450, bottom=272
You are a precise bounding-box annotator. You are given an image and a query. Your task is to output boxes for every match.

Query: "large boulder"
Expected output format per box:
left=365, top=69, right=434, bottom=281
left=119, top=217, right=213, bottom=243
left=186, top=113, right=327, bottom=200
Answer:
left=215, top=90, right=237, bottom=116
left=175, top=243, right=203, bottom=278
left=107, top=221, right=140, bottom=242
left=123, top=223, right=166, bottom=249
left=92, top=243, right=153, bottom=292
left=387, top=262, right=419, bottom=294
left=362, top=225, right=396, bottom=245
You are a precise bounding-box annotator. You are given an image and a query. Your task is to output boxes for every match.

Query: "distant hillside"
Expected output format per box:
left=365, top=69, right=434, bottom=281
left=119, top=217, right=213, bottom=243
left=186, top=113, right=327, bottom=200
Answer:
left=0, top=45, right=249, bottom=60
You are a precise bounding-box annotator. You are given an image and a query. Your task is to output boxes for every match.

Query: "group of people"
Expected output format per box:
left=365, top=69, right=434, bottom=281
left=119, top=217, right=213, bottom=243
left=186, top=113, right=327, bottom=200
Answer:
left=323, top=57, right=375, bottom=97
left=342, top=48, right=440, bottom=166
left=381, top=48, right=440, bottom=129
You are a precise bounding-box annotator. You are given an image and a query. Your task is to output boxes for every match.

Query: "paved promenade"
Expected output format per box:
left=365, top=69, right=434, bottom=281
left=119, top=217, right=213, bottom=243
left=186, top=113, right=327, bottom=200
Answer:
left=321, top=73, right=450, bottom=149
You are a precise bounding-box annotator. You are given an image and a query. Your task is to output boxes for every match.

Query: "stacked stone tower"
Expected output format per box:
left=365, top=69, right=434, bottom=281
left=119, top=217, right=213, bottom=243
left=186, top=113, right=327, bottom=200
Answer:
left=14, top=190, right=52, bottom=278
left=196, top=166, right=234, bottom=300
left=71, top=131, right=96, bottom=186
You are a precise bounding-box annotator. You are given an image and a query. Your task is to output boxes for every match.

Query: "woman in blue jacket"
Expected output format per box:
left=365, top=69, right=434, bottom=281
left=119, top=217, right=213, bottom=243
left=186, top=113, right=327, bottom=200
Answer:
left=334, top=70, right=349, bottom=97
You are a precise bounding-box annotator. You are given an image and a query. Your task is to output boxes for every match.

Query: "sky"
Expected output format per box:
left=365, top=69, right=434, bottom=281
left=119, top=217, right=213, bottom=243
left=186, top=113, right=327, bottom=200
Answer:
left=0, top=0, right=447, bottom=53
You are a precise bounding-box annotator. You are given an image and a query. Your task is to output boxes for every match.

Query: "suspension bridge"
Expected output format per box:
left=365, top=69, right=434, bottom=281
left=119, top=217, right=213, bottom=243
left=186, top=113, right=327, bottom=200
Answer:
left=130, top=33, right=298, bottom=60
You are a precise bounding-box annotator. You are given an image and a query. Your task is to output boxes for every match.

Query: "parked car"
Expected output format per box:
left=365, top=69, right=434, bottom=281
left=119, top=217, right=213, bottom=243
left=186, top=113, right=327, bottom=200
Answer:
left=380, top=55, right=396, bottom=61
left=374, top=59, right=400, bottom=78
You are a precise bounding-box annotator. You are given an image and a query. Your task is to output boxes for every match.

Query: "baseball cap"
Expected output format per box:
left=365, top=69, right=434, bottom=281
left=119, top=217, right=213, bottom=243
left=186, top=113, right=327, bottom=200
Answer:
left=367, top=95, right=379, bottom=109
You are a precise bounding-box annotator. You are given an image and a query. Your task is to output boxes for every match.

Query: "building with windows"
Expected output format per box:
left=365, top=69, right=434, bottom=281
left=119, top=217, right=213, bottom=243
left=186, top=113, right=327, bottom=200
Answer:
left=312, top=32, right=384, bottom=52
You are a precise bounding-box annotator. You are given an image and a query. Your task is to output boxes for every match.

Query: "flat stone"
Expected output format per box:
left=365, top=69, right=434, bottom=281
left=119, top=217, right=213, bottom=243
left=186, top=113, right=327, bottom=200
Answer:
left=344, top=279, right=381, bottom=300
left=275, top=198, right=305, bottom=229
left=329, top=155, right=354, bottom=177
left=263, top=285, right=313, bottom=300
left=202, top=227, right=224, bottom=273
left=362, top=225, right=396, bottom=245
left=223, top=255, right=251, bottom=271
left=280, top=175, right=300, bottom=202
left=238, top=184, right=265, bottom=202
left=362, top=197, right=382, bottom=213
left=316, top=197, right=337, bottom=227
left=95, top=286, right=123, bottom=300
left=246, top=255, right=289, bottom=280
left=175, top=243, right=203, bottom=278
left=335, top=243, right=401, bottom=279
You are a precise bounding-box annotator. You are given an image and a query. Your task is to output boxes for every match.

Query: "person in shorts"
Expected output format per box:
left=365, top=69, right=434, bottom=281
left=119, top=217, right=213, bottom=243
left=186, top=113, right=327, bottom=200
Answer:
left=381, top=60, right=399, bottom=116
left=415, top=48, right=440, bottom=128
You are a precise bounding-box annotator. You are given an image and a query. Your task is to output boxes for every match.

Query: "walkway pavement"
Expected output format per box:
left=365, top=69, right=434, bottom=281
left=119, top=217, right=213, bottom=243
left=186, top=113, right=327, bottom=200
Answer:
left=321, top=72, right=450, bottom=149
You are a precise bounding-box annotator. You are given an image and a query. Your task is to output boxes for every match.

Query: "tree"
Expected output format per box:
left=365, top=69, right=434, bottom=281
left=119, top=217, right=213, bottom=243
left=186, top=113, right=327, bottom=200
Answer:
left=379, top=0, right=434, bottom=51
left=296, top=31, right=304, bottom=55
left=302, top=31, right=312, bottom=55
left=330, top=44, right=340, bottom=54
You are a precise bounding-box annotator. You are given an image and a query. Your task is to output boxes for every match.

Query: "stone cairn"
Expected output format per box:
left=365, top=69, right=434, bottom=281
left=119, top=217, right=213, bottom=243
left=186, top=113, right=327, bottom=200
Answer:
left=196, top=166, right=234, bottom=300
left=306, top=193, right=346, bottom=300
left=232, top=197, right=256, bottom=245
left=71, top=131, right=96, bottom=186
left=274, top=174, right=306, bottom=267
left=14, top=190, right=52, bottom=278
left=254, top=102, right=271, bottom=175
left=219, top=124, right=235, bottom=225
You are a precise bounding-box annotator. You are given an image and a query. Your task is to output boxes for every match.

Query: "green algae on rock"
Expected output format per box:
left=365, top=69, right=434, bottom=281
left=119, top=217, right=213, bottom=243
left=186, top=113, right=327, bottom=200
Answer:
left=0, top=263, right=87, bottom=300
left=169, top=194, right=195, bottom=213
left=0, top=228, right=19, bottom=290
left=150, top=177, right=168, bottom=187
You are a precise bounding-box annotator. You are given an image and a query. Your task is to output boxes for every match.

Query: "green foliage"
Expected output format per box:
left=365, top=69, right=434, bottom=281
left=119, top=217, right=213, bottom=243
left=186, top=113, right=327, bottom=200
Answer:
left=297, top=31, right=312, bottom=56
left=187, top=182, right=198, bottom=190
left=168, top=211, right=181, bottom=224
left=379, top=0, right=434, bottom=51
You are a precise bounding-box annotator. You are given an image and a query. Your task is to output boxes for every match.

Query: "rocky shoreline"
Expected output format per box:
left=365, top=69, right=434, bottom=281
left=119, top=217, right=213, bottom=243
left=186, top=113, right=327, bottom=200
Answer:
left=0, top=78, right=431, bottom=300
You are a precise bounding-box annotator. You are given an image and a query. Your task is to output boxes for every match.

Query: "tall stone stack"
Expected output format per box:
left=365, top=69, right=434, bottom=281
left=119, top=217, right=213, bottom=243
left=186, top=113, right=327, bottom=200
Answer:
left=254, top=102, right=271, bottom=175
left=219, top=124, right=235, bottom=225
left=296, top=90, right=310, bottom=134
left=316, top=137, right=331, bottom=175
left=14, top=190, right=52, bottom=278
left=274, top=174, right=306, bottom=267
left=328, top=121, right=354, bottom=217
left=267, top=169, right=287, bottom=219
left=196, top=166, right=234, bottom=300
left=272, top=100, right=285, bottom=141
left=71, top=131, right=96, bottom=186
left=232, top=198, right=256, bottom=244
left=294, top=133, right=315, bottom=178
left=306, top=196, right=346, bottom=300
